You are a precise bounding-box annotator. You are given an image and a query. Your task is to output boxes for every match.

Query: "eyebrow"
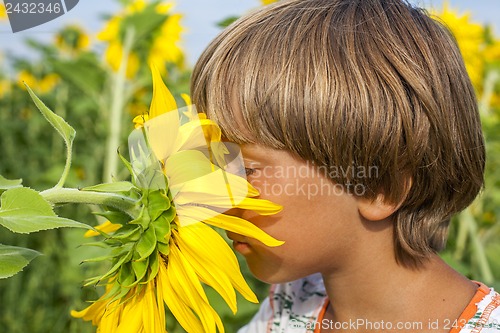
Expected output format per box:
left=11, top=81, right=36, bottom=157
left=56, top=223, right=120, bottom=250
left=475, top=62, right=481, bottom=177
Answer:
left=239, top=144, right=274, bottom=163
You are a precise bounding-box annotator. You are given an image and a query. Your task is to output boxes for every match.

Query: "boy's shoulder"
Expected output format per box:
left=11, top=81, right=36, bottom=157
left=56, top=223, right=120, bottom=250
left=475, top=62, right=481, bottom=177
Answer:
left=239, top=277, right=500, bottom=333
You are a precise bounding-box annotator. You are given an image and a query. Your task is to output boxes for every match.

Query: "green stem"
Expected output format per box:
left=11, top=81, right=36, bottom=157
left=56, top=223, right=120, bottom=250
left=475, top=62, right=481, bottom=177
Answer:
left=55, top=140, right=73, bottom=189
left=479, top=70, right=499, bottom=117
left=41, top=188, right=139, bottom=218
left=461, top=208, right=494, bottom=284
left=454, top=213, right=468, bottom=261
left=102, top=27, right=135, bottom=183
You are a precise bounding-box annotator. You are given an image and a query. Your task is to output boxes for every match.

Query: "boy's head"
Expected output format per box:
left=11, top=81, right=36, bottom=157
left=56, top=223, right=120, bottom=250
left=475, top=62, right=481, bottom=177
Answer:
left=191, top=0, right=485, bottom=267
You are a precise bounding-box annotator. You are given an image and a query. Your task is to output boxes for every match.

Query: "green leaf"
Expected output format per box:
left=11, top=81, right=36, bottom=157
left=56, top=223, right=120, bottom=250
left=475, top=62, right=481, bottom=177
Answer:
left=121, top=3, right=166, bottom=46
left=25, top=84, right=76, bottom=148
left=0, top=188, right=89, bottom=233
left=82, top=182, right=137, bottom=193
left=0, top=175, right=22, bottom=190
left=0, top=244, right=41, bottom=279
left=51, top=53, right=105, bottom=102
left=217, top=16, right=239, bottom=28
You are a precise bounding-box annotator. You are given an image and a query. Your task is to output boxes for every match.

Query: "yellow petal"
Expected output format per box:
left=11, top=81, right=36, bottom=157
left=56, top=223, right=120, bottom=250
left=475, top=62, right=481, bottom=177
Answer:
left=177, top=223, right=258, bottom=306
left=149, top=64, right=177, bottom=118
left=164, top=246, right=224, bottom=333
left=144, top=107, right=180, bottom=161
left=155, top=275, right=166, bottom=331
left=70, top=300, right=106, bottom=324
left=116, top=293, right=143, bottom=333
left=177, top=206, right=284, bottom=247
left=158, top=260, right=205, bottom=332
left=172, top=169, right=281, bottom=215
left=180, top=93, right=191, bottom=109
left=171, top=168, right=252, bottom=206
left=97, top=16, right=121, bottom=41
left=143, top=281, right=166, bottom=333
left=84, top=221, right=122, bottom=237
left=176, top=228, right=238, bottom=313
left=155, top=2, right=173, bottom=14
left=100, top=300, right=123, bottom=332
left=165, top=150, right=214, bottom=187
left=172, top=122, right=212, bottom=157
left=133, top=114, right=149, bottom=129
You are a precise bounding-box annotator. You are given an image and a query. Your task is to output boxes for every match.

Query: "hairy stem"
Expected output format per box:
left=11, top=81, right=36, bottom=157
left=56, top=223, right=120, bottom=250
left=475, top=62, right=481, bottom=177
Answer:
left=102, top=27, right=135, bottom=183
left=41, top=188, right=139, bottom=218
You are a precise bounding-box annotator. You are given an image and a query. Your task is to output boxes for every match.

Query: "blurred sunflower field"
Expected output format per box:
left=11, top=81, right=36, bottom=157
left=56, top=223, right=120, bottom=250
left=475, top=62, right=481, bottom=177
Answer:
left=0, top=0, right=499, bottom=332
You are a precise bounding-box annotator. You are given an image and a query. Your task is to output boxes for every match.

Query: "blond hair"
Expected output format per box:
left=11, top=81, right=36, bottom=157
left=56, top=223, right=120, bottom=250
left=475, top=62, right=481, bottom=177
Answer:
left=191, top=0, right=485, bottom=266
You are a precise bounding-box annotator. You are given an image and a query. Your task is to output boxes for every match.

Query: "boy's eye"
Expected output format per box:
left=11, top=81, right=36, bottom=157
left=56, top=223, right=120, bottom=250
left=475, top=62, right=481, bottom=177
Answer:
left=245, top=168, right=256, bottom=176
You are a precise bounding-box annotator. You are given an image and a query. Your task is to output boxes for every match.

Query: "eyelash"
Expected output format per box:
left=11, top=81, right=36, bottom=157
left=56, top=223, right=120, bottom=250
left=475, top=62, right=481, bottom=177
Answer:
left=245, top=168, right=256, bottom=176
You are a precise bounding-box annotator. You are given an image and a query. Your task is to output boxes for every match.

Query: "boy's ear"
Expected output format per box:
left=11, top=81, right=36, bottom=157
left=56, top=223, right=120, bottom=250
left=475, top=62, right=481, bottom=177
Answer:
left=357, top=194, right=399, bottom=221
left=357, top=178, right=412, bottom=221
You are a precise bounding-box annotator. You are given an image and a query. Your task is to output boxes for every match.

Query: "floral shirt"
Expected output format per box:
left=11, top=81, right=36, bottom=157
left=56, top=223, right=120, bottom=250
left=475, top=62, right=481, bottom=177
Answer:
left=238, top=274, right=500, bottom=333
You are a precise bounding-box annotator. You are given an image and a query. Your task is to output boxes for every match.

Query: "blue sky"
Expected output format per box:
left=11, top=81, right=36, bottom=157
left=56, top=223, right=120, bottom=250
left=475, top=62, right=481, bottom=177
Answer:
left=0, top=0, right=499, bottom=67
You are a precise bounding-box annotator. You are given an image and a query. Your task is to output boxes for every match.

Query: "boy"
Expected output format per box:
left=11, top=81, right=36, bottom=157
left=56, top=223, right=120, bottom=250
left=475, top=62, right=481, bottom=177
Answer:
left=191, top=0, right=500, bottom=332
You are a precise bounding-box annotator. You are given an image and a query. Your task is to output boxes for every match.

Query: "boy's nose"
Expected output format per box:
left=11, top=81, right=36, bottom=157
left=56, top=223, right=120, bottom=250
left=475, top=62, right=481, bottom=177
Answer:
left=224, top=207, right=245, bottom=219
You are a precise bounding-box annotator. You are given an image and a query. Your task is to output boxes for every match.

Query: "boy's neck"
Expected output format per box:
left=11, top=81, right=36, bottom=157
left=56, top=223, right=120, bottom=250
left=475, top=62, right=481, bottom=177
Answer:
left=321, top=254, right=477, bottom=333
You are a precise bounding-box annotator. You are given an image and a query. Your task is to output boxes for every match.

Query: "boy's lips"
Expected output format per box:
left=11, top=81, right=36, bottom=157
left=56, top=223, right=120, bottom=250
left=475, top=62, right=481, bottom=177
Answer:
left=226, top=232, right=253, bottom=254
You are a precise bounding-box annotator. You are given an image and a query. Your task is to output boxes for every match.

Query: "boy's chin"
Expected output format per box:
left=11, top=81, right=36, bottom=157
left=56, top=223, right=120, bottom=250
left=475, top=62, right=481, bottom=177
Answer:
left=246, top=259, right=309, bottom=285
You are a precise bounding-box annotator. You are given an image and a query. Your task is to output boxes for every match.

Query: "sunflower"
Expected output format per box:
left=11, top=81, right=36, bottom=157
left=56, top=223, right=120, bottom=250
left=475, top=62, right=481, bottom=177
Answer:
left=71, top=65, right=283, bottom=332
left=431, top=2, right=485, bottom=91
left=98, top=0, right=184, bottom=78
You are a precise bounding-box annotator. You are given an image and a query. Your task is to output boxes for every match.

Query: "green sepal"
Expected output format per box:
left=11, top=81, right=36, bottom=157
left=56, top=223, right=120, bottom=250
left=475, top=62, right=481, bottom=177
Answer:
left=85, top=249, right=133, bottom=286
left=109, top=225, right=141, bottom=241
left=79, top=241, right=110, bottom=249
left=118, top=262, right=136, bottom=288
left=0, top=244, right=41, bottom=279
left=132, top=256, right=149, bottom=282
left=153, top=214, right=171, bottom=244
left=94, top=210, right=131, bottom=225
left=81, top=247, right=123, bottom=263
left=118, top=149, right=136, bottom=182
left=157, top=242, right=170, bottom=256
left=135, top=226, right=157, bottom=260
left=146, top=250, right=160, bottom=283
left=162, top=205, right=176, bottom=224
left=105, top=278, right=131, bottom=303
left=130, top=205, right=151, bottom=229
left=147, top=190, right=171, bottom=221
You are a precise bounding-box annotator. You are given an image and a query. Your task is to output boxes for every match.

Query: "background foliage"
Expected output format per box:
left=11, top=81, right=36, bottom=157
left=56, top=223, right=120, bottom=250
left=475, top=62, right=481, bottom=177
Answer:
left=0, top=0, right=499, bottom=332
